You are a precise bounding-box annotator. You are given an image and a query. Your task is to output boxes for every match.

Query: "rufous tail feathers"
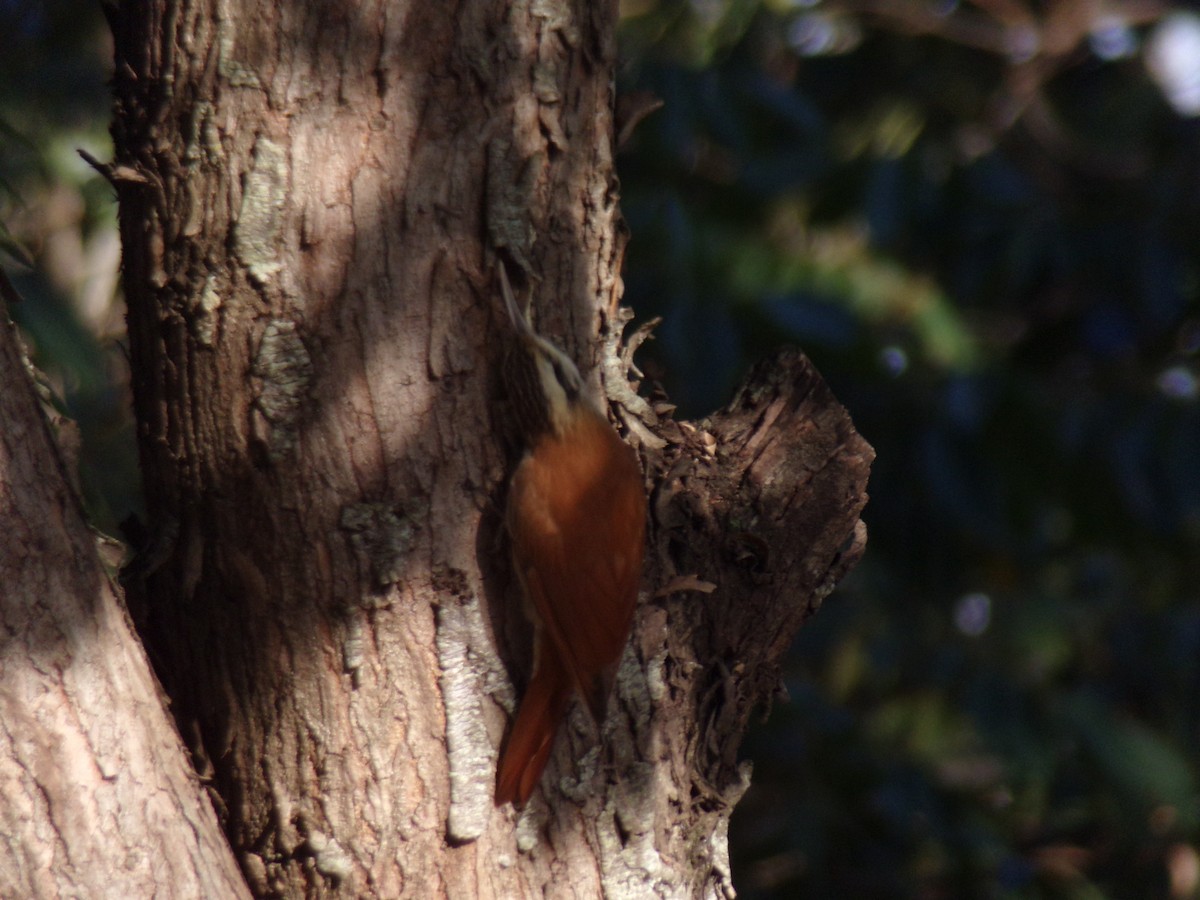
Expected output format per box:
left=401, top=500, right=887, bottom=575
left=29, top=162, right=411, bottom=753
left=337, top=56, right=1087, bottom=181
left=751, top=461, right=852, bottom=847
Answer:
left=495, top=641, right=572, bottom=807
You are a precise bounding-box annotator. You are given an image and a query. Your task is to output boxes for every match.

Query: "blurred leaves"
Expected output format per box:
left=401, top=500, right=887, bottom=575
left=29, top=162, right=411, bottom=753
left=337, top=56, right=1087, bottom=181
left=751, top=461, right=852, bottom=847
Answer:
left=620, top=0, right=1200, bottom=897
left=1, top=0, right=134, bottom=533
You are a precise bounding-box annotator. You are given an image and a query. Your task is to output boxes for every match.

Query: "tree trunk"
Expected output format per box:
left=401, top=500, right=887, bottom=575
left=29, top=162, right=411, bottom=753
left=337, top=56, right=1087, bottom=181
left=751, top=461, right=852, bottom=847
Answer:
left=105, top=1, right=872, bottom=898
left=0, top=302, right=250, bottom=899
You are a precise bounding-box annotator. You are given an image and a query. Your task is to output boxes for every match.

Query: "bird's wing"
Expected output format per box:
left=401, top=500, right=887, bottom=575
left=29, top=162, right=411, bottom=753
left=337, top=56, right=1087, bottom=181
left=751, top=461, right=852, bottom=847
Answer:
left=508, top=421, right=645, bottom=719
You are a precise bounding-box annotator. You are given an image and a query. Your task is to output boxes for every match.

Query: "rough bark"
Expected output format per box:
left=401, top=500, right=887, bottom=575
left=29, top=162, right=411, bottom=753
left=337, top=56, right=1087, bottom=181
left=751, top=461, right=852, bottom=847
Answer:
left=106, top=1, right=872, bottom=898
left=0, top=307, right=250, bottom=899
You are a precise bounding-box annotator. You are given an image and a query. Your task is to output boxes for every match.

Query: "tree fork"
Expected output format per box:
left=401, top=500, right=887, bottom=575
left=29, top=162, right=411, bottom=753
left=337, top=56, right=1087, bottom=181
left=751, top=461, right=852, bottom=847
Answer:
left=0, top=299, right=251, bottom=899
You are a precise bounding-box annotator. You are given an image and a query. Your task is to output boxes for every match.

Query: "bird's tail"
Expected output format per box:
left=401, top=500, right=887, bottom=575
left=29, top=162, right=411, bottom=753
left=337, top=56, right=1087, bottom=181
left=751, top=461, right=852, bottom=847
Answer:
left=495, top=642, right=572, bottom=807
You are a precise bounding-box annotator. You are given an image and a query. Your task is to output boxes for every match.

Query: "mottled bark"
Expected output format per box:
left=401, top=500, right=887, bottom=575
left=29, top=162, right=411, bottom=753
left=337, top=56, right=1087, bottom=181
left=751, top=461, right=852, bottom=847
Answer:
left=0, top=307, right=250, bottom=899
left=104, top=1, right=871, bottom=898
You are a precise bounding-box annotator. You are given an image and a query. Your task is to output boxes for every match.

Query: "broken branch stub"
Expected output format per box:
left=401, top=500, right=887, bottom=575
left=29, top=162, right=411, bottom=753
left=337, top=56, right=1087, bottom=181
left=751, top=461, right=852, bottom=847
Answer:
left=644, top=347, right=873, bottom=789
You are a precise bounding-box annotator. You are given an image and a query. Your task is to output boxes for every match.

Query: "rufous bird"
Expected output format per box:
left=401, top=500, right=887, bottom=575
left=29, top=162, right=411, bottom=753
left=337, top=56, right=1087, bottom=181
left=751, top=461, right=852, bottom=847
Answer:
left=493, top=262, right=647, bottom=807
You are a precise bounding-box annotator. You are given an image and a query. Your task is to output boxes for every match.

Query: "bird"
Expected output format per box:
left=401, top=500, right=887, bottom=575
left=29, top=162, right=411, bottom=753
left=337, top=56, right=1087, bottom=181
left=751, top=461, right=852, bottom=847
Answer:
left=493, top=261, right=647, bottom=808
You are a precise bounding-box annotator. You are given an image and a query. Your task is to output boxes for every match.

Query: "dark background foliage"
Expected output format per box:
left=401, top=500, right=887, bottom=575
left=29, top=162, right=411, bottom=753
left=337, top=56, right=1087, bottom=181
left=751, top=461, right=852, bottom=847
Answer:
left=4, top=1, right=1199, bottom=897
